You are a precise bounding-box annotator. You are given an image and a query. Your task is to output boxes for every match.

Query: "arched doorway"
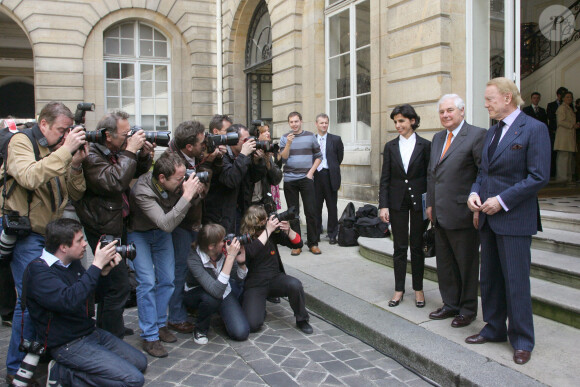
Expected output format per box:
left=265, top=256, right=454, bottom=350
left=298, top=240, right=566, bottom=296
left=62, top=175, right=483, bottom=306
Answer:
left=0, top=12, right=34, bottom=119
left=245, top=1, right=272, bottom=127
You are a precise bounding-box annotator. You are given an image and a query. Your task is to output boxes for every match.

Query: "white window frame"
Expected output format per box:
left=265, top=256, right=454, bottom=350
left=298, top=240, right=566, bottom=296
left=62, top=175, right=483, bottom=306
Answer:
left=103, top=21, right=172, bottom=131
left=325, top=0, right=371, bottom=149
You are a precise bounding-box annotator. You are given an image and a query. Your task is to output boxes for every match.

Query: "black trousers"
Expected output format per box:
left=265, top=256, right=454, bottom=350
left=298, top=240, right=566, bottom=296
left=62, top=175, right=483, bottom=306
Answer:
left=242, top=273, right=309, bottom=332
left=85, top=229, right=130, bottom=339
left=314, top=169, right=339, bottom=238
left=389, top=195, right=428, bottom=292
left=284, top=177, right=318, bottom=247
left=0, top=259, right=15, bottom=321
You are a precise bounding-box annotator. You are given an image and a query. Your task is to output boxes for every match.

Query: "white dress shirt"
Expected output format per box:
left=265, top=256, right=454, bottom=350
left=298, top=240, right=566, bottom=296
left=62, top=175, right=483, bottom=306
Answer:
left=399, top=132, right=416, bottom=173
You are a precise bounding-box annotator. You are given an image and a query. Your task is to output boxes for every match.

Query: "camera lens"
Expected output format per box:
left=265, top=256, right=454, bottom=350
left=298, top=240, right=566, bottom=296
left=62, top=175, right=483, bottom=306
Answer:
left=196, top=171, right=209, bottom=183
left=145, top=131, right=171, bottom=147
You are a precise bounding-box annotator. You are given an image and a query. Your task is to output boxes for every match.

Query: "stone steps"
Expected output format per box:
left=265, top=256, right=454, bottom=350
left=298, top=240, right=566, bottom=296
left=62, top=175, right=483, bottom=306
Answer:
left=533, top=227, right=580, bottom=257
left=358, top=237, right=580, bottom=329
left=539, top=210, right=580, bottom=233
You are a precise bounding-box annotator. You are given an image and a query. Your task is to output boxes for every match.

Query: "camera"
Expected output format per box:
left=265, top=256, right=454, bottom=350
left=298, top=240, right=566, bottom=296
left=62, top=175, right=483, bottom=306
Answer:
left=205, top=132, right=239, bottom=153
left=99, top=235, right=137, bottom=260
left=85, top=127, right=107, bottom=144
left=184, top=169, right=210, bottom=184
left=224, top=233, right=252, bottom=246
left=0, top=212, right=32, bottom=261
left=12, top=340, right=45, bottom=387
left=272, top=206, right=298, bottom=222
left=246, top=136, right=276, bottom=152
left=128, top=126, right=171, bottom=147
left=74, top=102, right=95, bottom=125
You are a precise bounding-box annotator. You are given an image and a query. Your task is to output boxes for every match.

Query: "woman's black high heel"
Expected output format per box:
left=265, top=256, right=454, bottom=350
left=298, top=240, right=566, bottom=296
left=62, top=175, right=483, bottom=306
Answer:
left=415, top=291, right=425, bottom=308
left=388, top=293, right=404, bottom=307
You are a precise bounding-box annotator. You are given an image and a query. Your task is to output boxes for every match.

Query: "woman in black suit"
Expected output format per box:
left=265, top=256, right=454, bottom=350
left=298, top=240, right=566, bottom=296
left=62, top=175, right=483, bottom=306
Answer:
left=379, top=104, right=430, bottom=308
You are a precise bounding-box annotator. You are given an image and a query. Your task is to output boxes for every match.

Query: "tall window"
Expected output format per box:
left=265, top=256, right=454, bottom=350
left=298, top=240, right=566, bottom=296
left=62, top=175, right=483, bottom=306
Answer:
left=104, top=22, right=171, bottom=131
left=326, top=0, right=370, bottom=146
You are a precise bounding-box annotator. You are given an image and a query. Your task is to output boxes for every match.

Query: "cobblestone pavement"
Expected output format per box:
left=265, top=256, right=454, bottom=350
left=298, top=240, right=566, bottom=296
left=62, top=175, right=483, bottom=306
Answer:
left=1, top=300, right=432, bottom=386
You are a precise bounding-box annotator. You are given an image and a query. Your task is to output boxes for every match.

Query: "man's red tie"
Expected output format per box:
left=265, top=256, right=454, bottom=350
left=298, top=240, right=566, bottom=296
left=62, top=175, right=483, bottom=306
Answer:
left=440, top=132, right=453, bottom=160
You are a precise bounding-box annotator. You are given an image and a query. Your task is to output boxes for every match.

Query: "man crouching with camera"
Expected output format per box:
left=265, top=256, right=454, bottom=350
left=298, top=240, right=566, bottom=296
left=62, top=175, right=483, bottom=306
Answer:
left=74, top=110, right=153, bottom=339
left=24, top=218, right=147, bottom=386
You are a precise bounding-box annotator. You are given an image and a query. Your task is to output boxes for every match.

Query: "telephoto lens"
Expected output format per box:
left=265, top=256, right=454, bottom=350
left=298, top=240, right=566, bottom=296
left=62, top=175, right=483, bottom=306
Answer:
left=85, top=128, right=107, bottom=145
left=275, top=206, right=298, bottom=222
left=0, top=230, right=17, bottom=260
left=12, top=340, right=45, bottom=387
left=224, top=233, right=252, bottom=246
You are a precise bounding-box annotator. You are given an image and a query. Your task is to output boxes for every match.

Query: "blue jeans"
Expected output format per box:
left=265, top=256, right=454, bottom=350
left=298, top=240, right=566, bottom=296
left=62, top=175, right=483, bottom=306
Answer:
left=183, top=287, right=249, bottom=341
left=128, top=230, right=175, bottom=341
left=168, top=227, right=196, bottom=324
left=6, top=231, right=45, bottom=375
left=50, top=328, right=147, bottom=387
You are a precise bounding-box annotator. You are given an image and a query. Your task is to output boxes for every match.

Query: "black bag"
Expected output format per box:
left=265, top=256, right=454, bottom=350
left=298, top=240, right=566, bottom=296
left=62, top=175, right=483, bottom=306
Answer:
left=355, top=217, right=390, bottom=238
left=355, top=204, right=378, bottom=219
left=337, top=202, right=358, bottom=246
left=423, top=222, right=436, bottom=257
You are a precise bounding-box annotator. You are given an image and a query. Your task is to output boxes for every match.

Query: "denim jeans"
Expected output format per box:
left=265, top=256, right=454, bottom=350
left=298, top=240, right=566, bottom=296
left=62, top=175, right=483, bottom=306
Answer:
left=5, top=230, right=45, bottom=375
left=50, top=328, right=147, bottom=387
left=183, top=287, right=249, bottom=341
left=168, top=227, right=196, bottom=324
left=128, top=230, right=175, bottom=341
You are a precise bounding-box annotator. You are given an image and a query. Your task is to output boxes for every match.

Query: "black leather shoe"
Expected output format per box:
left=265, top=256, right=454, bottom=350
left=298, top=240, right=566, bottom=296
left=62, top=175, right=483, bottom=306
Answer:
left=388, top=294, right=404, bottom=307
left=297, top=320, right=313, bottom=334
left=451, top=314, right=476, bottom=328
left=267, top=296, right=281, bottom=304
left=513, top=349, right=531, bottom=365
left=429, top=307, right=458, bottom=320
left=329, top=238, right=337, bottom=245
left=415, top=300, right=425, bottom=308
left=124, top=326, right=135, bottom=336
left=465, top=334, right=506, bottom=344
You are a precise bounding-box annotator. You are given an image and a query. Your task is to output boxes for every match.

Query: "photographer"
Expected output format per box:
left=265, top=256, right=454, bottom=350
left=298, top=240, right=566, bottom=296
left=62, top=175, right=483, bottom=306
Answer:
left=165, top=120, right=217, bottom=334
left=0, top=101, right=87, bottom=381
left=209, top=114, right=233, bottom=135
left=203, top=124, right=260, bottom=234
left=240, top=205, right=312, bottom=334
left=74, top=110, right=153, bottom=339
left=184, top=223, right=249, bottom=344
left=128, top=152, right=204, bottom=358
left=24, top=218, right=147, bottom=387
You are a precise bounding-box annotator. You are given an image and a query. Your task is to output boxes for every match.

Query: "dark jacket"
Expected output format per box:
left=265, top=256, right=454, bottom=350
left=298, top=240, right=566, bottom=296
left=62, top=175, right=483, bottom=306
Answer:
left=74, top=143, right=152, bottom=236
left=379, top=134, right=431, bottom=212
left=244, top=155, right=282, bottom=209
left=323, top=133, right=344, bottom=191
left=547, top=100, right=560, bottom=133
left=522, top=105, right=548, bottom=127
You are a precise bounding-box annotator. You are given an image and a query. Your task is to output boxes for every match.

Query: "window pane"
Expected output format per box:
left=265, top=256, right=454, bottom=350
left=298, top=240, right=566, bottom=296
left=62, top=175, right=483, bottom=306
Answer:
left=140, top=40, right=153, bottom=57
left=155, top=66, right=168, bottom=81
left=157, top=116, right=169, bottom=131
left=140, top=24, right=153, bottom=40
left=120, top=39, right=134, bottom=56
left=121, top=98, right=135, bottom=114
left=356, top=0, right=370, bottom=48
left=106, top=81, right=119, bottom=96
left=329, top=9, right=350, bottom=57
left=141, top=64, right=153, bottom=80
left=329, top=99, right=352, bottom=140
left=141, top=81, right=153, bottom=97
left=141, top=115, right=154, bottom=131
left=357, top=94, right=371, bottom=141
left=104, top=26, right=119, bottom=38
left=155, top=99, right=168, bottom=115
left=329, top=54, right=350, bottom=99
left=142, top=98, right=154, bottom=114
left=356, top=47, right=370, bottom=94
left=107, top=97, right=120, bottom=110
left=121, top=80, right=134, bottom=97
left=156, top=81, right=168, bottom=96
left=121, top=23, right=134, bottom=38
left=154, top=41, right=167, bottom=58
left=261, top=100, right=273, bottom=119
left=121, top=63, right=134, bottom=79
left=104, top=38, right=119, bottom=55
left=154, top=29, right=166, bottom=41
left=106, top=62, right=120, bottom=79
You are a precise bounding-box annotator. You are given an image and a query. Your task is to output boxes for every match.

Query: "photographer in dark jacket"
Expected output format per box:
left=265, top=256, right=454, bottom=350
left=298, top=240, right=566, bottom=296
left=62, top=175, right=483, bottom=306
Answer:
left=74, top=110, right=153, bottom=338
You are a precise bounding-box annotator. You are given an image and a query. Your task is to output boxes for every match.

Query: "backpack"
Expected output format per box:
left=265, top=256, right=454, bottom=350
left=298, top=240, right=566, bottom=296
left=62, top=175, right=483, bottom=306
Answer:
left=337, top=202, right=359, bottom=246
left=354, top=204, right=390, bottom=238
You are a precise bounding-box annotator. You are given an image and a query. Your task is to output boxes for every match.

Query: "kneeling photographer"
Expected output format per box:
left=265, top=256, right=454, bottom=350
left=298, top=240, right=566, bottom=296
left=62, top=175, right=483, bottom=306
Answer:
left=24, top=218, right=147, bottom=387
left=184, top=224, right=250, bottom=344
left=240, top=205, right=313, bottom=334
left=74, top=110, right=154, bottom=339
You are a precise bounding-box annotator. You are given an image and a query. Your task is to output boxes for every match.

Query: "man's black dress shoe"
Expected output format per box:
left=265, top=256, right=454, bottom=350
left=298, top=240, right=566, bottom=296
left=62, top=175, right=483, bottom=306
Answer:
left=513, top=349, right=531, bottom=365
left=329, top=238, right=337, bottom=245
left=267, top=296, right=281, bottom=304
left=297, top=320, right=313, bottom=334
left=451, top=314, right=476, bottom=328
left=428, top=307, right=458, bottom=320
left=465, top=334, right=489, bottom=344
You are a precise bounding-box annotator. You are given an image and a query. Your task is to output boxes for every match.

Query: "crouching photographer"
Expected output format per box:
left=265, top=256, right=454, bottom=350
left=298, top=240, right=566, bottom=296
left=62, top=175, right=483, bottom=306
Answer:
left=23, top=218, right=147, bottom=387
left=184, top=224, right=250, bottom=344
left=240, top=205, right=313, bottom=334
left=74, top=110, right=154, bottom=339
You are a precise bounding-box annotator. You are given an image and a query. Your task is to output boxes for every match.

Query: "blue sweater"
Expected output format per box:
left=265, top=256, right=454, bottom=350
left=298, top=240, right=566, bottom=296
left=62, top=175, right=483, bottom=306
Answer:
left=25, top=252, right=103, bottom=350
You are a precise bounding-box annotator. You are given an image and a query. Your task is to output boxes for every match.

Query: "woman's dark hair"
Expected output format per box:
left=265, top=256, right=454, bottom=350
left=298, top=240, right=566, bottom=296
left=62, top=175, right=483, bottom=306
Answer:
left=197, top=223, right=226, bottom=253
left=45, top=218, right=84, bottom=254
left=241, top=205, right=268, bottom=239
left=390, top=104, right=420, bottom=130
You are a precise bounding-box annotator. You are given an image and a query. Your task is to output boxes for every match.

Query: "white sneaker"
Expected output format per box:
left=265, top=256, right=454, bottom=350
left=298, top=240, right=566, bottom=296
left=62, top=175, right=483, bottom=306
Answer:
left=46, top=360, right=61, bottom=386
left=193, top=329, right=208, bottom=345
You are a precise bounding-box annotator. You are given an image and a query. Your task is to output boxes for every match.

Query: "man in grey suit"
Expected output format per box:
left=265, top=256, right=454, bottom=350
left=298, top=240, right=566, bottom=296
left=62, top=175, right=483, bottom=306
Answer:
left=426, top=94, right=486, bottom=328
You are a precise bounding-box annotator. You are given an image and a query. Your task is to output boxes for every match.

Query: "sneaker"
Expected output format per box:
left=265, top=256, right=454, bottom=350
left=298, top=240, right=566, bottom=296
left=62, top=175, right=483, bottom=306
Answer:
left=142, top=339, right=168, bottom=358
left=297, top=320, right=313, bottom=334
left=46, top=360, right=61, bottom=386
left=167, top=321, right=194, bottom=334
left=193, top=329, right=208, bottom=345
left=158, top=326, right=177, bottom=343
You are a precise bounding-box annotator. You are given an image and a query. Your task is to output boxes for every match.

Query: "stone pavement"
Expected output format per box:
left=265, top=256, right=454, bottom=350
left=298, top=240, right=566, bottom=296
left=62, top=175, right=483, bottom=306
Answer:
left=0, top=300, right=433, bottom=386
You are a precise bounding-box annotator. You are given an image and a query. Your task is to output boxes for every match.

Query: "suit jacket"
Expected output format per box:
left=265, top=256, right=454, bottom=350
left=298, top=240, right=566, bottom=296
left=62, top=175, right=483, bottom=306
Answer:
left=379, top=134, right=431, bottom=212
left=426, top=123, right=486, bottom=230
left=546, top=100, right=560, bottom=132
left=321, top=133, right=344, bottom=191
left=471, top=111, right=550, bottom=236
left=522, top=105, right=548, bottom=127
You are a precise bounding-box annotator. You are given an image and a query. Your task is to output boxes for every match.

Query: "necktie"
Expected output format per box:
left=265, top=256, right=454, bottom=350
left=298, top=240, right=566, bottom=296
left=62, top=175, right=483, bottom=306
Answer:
left=487, top=120, right=505, bottom=159
left=534, top=106, right=539, bottom=114
left=317, top=136, right=325, bottom=171
left=440, top=132, right=453, bottom=160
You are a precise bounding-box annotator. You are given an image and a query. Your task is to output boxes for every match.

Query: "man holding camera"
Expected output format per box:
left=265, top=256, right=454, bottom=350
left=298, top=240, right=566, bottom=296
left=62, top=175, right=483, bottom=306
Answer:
left=74, top=110, right=154, bottom=339
left=24, top=218, right=147, bottom=386
left=0, top=101, right=87, bottom=382
left=128, top=152, right=204, bottom=357
left=209, top=114, right=233, bottom=135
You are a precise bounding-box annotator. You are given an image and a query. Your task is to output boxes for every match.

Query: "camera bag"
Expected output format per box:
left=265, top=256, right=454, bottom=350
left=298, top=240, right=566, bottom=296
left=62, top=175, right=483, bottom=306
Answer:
left=337, top=202, right=358, bottom=246
left=354, top=204, right=390, bottom=238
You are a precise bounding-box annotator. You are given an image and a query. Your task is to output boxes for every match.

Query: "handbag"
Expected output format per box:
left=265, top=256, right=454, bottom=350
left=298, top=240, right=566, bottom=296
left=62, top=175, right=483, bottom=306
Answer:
left=422, top=222, right=436, bottom=258
left=337, top=202, right=359, bottom=246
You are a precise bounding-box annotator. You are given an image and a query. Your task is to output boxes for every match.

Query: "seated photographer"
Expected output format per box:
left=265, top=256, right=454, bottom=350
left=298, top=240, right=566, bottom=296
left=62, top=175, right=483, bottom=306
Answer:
left=240, top=205, right=312, bottom=334
left=184, top=223, right=249, bottom=344
left=24, top=218, right=147, bottom=387
left=128, top=152, right=204, bottom=358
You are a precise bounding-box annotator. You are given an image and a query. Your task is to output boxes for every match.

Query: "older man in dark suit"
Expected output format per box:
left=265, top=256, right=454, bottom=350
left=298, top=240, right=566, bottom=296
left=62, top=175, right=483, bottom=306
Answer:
left=426, top=94, right=486, bottom=328
left=314, top=113, right=344, bottom=245
left=466, top=78, right=550, bottom=365
left=522, top=92, right=548, bottom=127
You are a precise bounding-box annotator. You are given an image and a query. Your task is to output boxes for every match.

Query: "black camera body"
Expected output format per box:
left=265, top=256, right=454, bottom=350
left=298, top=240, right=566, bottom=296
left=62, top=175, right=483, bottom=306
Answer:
left=2, top=212, right=32, bottom=237
left=19, top=339, right=45, bottom=356
left=99, top=235, right=137, bottom=260
left=246, top=136, right=277, bottom=153
left=205, top=132, right=239, bottom=153
left=224, top=233, right=252, bottom=246
left=184, top=169, right=210, bottom=184
left=272, top=206, right=298, bottom=222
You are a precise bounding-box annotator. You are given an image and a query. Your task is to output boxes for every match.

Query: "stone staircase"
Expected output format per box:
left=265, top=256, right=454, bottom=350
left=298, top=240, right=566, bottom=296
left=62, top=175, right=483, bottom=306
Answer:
left=359, top=208, right=580, bottom=329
